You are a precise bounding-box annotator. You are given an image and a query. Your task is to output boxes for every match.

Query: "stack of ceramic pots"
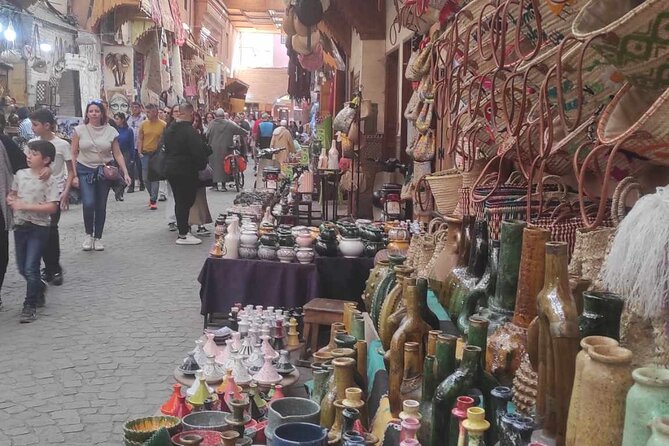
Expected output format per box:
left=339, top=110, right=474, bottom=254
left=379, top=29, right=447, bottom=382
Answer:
left=295, top=227, right=315, bottom=264
left=338, top=222, right=364, bottom=258
left=387, top=225, right=410, bottom=257
left=277, top=226, right=296, bottom=263
left=258, top=231, right=279, bottom=261
left=239, top=224, right=259, bottom=260
left=361, top=225, right=386, bottom=257
left=315, top=223, right=338, bottom=257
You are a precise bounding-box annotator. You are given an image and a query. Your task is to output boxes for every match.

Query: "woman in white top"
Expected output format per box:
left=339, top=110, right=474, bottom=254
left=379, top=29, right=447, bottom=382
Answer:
left=71, top=100, right=131, bottom=251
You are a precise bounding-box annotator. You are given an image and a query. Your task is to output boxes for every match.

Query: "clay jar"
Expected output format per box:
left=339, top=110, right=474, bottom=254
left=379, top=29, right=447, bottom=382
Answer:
left=572, top=345, right=633, bottom=446
left=320, top=357, right=357, bottom=428
left=363, top=260, right=390, bottom=313
left=296, top=231, right=314, bottom=248
left=566, top=336, right=620, bottom=446
left=622, top=367, right=669, bottom=446
left=339, top=237, right=365, bottom=258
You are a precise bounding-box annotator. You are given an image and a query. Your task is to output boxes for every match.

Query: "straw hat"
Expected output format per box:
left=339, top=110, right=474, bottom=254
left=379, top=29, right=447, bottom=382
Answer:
left=292, top=30, right=321, bottom=56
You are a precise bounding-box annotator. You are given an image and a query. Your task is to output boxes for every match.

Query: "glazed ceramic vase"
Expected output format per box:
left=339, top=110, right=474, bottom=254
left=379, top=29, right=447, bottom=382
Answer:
left=379, top=266, right=414, bottom=349
left=370, top=256, right=405, bottom=326
left=646, top=417, right=669, bottom=446
left=442, top=216, right=474, bottom=311
left=566, top=336, right=620, bottom=446
left=579, top=291, right=624, bottom=340
left=462, top=407, right=490, bottom=446
left=532, top=242, right=580, bottom=446
left=363, top=260, right=390, bottom=313
left=571, top=345, right=633, bottom=446
left=431, top=345, right=483, bottom=446
left=500, top=412, right=534, bottom=446
left=448, top=219, right=487, bottom=324
left=622, top=367, right=669, bottom=446
left=489, top=386, right=513, bottom=446
left=388, top=283, right=433, bottom=416
left=432, top=216, right=464, bottom=307
left=486, top=227, right=550, bottom=385
left=512, top=353, right=538, bottom=417
left=321, top=357, right=357, bottom=428
left=417, top=355, right=437, bottom=445
left=481, top=220, right=526, bottom=331
left=399, top=342, right=423, bottom=406
left=223, top=219, right=241, bottom=259
left=258, top=245, right=278, bottom=261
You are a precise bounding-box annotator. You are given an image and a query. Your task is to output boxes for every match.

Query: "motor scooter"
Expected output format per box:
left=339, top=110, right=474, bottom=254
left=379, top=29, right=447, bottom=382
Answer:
left=369, top=158, right=408, bottom=221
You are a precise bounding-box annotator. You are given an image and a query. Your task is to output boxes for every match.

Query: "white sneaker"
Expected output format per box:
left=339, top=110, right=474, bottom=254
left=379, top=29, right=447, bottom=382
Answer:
left=82, top=235, right=94, bottom=251
left=93, top=238, right=104, bottom=251
left=176, top=233, right=202, bottom=245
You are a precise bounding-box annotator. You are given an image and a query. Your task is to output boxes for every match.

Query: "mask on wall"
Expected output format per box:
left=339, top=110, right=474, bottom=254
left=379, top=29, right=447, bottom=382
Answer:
left=108, top=93, right=129, bottom=115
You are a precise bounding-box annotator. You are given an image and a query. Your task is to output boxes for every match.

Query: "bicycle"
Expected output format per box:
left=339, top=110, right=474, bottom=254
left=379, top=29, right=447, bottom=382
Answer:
left=223, top=136, right=248, bottom=192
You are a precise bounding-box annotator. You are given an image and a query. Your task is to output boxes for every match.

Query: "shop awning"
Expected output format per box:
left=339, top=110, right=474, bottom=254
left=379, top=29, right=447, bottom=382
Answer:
left=226, top=77, right=249, bottom=99
left=87, top=0, right=142, bottom=31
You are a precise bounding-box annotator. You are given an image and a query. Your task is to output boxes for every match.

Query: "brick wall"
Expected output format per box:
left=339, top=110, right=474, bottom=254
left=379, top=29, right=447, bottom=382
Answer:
left=236, top=68, right=289, bottom=107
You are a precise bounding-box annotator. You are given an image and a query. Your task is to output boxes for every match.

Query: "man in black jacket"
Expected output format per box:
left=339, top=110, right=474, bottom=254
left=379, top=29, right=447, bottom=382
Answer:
left=162, top=102, right=208, bottom=245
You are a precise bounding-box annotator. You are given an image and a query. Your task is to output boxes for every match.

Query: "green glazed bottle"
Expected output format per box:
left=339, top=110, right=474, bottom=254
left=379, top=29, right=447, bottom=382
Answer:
left=431, top=345, right=483, bottom=446
left=417, top=355, right=437, bottom=446
left=449, top=220, right=488, bottom=323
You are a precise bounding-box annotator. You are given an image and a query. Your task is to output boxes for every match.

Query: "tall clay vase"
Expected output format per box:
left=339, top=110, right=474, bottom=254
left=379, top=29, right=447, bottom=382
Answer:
left=622, top=367, right=669, bottom=446
left=646, top=417, right=669, bottom=446
left=487, top=227, right=550, bottom=385
left=321, top=357, right=357, bottom=428
left=379, top=267, right=415, bottom=349
left=443, top=216, right=475, bottom=312
left=579, top=291, right=624, bottom=340
left=399, top=342, right=423, bottom=405
left=432, top=215, right=463, bottom=307
left=572, top=345, right=634, bottom=446
left=566, top=336, right=620, bottom=446
left=482, top=220, right=526, bottom=331
left=387, top=283, right=433, bottom=416
left=532, top=242, right=580, bottom=446
left=363, top=260, right=390, bottom=312
left=418, top=355, right=437, bottom=446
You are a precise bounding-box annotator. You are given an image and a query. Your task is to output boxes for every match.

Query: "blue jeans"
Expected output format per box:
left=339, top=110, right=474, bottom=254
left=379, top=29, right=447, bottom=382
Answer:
left=14, top=224, right=49, bottom=308
left=141, top=154, right=160, bottom=203
left=77, top=163, right=111, bottom=239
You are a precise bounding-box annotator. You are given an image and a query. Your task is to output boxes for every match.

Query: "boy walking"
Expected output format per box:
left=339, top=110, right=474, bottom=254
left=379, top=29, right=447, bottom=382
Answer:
left=30, top=109, right=74, bottom=285
left=8, top=140, right=59, bottom=323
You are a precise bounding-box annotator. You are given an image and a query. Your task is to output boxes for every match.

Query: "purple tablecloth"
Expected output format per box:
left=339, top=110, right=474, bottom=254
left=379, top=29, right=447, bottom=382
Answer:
left=198, top=256, right=373, bottom=315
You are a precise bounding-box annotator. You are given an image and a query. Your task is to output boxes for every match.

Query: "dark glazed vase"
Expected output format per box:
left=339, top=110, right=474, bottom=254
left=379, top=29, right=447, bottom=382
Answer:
left=457, top=237, right=499, bottom=334
left=370, top=255, right=405, bottom=327
left=489, top=386, right=513, bottom=445
left=501, top=412, right=534, bottom=446
left=579, top=291, right=624, bottom=340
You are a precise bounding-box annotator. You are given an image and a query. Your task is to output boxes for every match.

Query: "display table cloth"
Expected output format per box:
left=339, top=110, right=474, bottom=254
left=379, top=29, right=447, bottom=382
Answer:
left=198, top=256, right=374, bottom=316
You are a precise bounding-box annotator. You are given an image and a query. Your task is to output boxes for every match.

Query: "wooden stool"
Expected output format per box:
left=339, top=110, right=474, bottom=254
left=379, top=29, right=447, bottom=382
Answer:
left=301, top=298, right=355, bottom=360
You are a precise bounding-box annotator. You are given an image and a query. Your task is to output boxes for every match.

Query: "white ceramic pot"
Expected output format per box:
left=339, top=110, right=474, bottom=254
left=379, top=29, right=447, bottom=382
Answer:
left=240, top=230, right=259, bottom=246
left=277, top=246, right=296, bottom=264
left=339, top=237, right=364, bottom=258
left=296, top=248, right=315, bottom=264
left=296, top=233, right=314, bottom=248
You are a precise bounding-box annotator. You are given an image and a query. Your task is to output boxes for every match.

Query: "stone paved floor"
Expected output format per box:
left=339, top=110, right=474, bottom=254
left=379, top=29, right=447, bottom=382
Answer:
left=0, top=180, right=247, bottom=445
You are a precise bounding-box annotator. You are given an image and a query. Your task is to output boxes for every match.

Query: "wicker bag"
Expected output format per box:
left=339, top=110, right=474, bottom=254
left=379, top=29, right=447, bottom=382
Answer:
left=425, top=169, right=463, bottom=214
left=412, top=129, right=436, bottom=161
left=572, top=0, right=669, bottom=91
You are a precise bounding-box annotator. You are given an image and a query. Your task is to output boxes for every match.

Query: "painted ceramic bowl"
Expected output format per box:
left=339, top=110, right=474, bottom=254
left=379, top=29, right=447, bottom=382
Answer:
left=239, top=244, right=258, bottom=260
left=296, top=233, right=314, bottom=248
left=296, top=248, right=315, bottom=264
left=258, top=245, right=278, bottom=261
left=123, top=416, right=182, bottom=442
left=182, top=411, right=231, bottom=433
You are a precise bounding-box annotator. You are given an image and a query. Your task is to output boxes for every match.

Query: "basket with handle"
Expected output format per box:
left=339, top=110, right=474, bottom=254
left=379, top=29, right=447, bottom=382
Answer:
left=424, top=169, right=463, bottom=215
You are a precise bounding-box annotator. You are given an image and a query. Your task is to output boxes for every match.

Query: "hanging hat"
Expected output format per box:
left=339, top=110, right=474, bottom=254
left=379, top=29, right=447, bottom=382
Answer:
left=283, top=6, right=297, bottom=36
left=292, top=30, right=321, bottom=56
left=293, top=13, right=310, bottom=37
left=298, top=43, right=324, bottom=71
left=294, top=0, right=323, bottom=27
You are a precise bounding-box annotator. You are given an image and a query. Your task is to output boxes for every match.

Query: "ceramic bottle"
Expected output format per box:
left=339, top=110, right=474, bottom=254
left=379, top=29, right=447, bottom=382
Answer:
left=501, top=412, right=534, bottom=446
left=321, top=357, right=357, bottom=428
left=573, top=345, right=633, bottom=446
left=431, top=215, right=463, bottom=307
left=388, top=283, right=433, bottom=416
left=448, top=396, right=474, bottom=446
left=481, top=220, right=526, bottom=331
left=531, top=242, right=580, bottom=446
left=489, top=386, right=513, bottom=446
left=449, top=220, right=488, bottom=334
left=370, top=256, right=405, bottom=326
left=565, top=336, right=619, bottom=446
left=462, top=407, right=490, bottom=446
left=223, top=218, right=241, bottom=259
left=486, top=227, right=550, bottom=385
left=434, top=334, right=457, bottom=383
left=431, top=345, right=483, bottom=446
left=318, top=146, right=328, bottom=169
left=417, top=355, right=437, bottom=446
left=646, top=417, right=669, bottom=446
left=448, top=219, right=488, bottom=323
left=400, top=342, right=423, bottom=405
left=379, top=267, right=415, bottom=349
left=328, top=139, right=339, bottom=170
left=622, top=367, right=669, bottom=446
left=579, top=291, right=624, bottom=340
left=363, top=260, right=391, bottom=313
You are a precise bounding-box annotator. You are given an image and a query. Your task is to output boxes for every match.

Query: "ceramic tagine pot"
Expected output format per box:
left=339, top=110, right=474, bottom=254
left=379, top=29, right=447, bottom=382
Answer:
left=239, top=244, right=258, bottom=260
left=296, top=247, right=315, bottom=264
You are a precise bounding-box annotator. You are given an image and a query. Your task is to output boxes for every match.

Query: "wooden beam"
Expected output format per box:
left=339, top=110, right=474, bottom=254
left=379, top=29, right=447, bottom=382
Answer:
left=333, top=0, right=385, bottom=40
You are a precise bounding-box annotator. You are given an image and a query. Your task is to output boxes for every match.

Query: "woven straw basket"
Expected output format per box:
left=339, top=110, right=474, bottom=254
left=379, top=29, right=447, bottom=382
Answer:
left=425, top=169, right=463, bottom=214
left=572, top=0, right=669, bottom=91
left=597, top=84, right=669, bottom=166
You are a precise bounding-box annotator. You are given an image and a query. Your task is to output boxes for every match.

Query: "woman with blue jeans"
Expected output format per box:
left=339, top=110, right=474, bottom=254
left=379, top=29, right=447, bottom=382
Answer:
left=71, top=101, right=131, bottom=251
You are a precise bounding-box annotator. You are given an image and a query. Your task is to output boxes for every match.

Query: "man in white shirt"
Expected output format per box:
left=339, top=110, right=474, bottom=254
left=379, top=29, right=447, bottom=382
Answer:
left=18, top=107, right=34, bottom=140
left=126, top=101, right=146, bottom=193
left=29, top=109, right=74, bottom=286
